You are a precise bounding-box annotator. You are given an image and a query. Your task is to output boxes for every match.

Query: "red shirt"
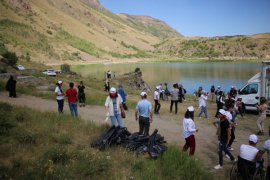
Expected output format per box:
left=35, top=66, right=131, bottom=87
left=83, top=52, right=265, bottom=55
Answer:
left=65, top=88, right=78, bottom=103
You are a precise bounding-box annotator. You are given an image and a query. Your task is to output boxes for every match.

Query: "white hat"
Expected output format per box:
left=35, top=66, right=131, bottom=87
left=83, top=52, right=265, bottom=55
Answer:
left=156, top=86, right=159, bottom=89
left=249, top=134, right=258, bottom=143
left=187, top=106, right=194, bottom=112
left=225, top=111, right=232, bottom=121
left=109, top=87, right=116, bottom=93
left=58, top=80, right=63, bottom=84
left=217, top=86, right=221, bottom=89
left=219, top=109, right=226, bottom=115
left=140, top=91, right=147, bottom=96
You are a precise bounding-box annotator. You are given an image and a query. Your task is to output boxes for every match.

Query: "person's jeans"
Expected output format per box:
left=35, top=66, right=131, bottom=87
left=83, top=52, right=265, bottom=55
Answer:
left=110, top=113, right=123, bottom=127
left=139, top=116, right=150, bottom=136
left=69, top=102, right=78, bottom=117
left=57, top=99, right=64, bottom=113
left=218, top=141, right=235, bottom=166
left=198, top=106, right=208, bottom=118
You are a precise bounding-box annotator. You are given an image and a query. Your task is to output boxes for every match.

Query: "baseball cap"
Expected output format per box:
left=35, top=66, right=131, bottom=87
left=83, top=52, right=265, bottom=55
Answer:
left=249, top=134, right=258, bottom=143
left=219, top=109, right=226, bottom=115
left=140, top=91, right=147, bottom=96
left=217, top=86, right=221, bottom=89
left=58, top=80, right=63, bottom=84
left=109, top=87, right=116, bottom=93
left=187, top=106, right=194, bottom=112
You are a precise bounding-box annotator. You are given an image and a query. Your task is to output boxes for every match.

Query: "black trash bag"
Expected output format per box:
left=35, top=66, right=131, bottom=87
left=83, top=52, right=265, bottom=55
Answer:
left=125, top=132, right=149, bottom=151
left=109, top=126, right=131, bottom=145
left=147, top=129, right=167, bottom=158
left=91, top=126, right=118, bottom=150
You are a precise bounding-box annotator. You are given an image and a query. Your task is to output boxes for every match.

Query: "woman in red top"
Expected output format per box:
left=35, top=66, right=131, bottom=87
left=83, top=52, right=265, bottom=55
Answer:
left=65, top=82, right=78, bottom=117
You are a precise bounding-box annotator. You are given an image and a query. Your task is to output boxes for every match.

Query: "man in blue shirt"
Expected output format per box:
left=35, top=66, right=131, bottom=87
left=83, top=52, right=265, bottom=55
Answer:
left=135, top=92, right=153, bottom=136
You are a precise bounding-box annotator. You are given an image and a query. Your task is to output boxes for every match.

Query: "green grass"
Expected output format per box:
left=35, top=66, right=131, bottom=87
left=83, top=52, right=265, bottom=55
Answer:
left=0, top=102, right=213, bottom=179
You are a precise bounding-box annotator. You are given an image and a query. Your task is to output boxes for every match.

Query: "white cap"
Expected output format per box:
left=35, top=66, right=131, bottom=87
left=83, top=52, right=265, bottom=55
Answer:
left=187, top=106, right=194, bottom=112
left=217, top=86, right=221, bottom=89
left=249, top=134, right=258, bottom=143
left=225, top=111, right=232, bottom=121
left=219, top=109, right=226, bottom=115
left=109, top=87, right=116, bottom=93
left=156, top=86, right=159, bottom=89
left=58, top=80, right=62, bottom=84
left=140, top=91, right=147, bottom=96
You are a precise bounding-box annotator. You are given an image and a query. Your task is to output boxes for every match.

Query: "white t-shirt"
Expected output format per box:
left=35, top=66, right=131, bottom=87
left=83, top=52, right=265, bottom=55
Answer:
left=182, top=118, right=196, bottom=138
left=104, top=96, right=123, bottom=116
left=55, top=86, right=64, bottom=100
left=198, top=94, right=207, bottom=107
left=154, top=90, right=159, bottom=100
left=240, top=144, right=259, bottom=161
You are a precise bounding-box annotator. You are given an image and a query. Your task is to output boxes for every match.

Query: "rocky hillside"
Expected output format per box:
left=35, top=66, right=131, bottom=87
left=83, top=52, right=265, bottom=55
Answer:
left=0, top=0, right=269, bottom=64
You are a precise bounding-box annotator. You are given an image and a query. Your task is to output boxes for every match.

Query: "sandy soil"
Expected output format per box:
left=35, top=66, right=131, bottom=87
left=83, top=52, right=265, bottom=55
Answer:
left=0, top=91, right=269, bottom=179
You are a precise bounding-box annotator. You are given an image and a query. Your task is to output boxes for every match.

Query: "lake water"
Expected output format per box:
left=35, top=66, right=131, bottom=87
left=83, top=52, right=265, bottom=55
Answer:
left=72, top=62, right=261, bottom=94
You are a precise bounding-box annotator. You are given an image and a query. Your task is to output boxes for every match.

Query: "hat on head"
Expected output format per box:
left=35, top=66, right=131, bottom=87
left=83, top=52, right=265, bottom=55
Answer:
left=217, top=86, right=221, bottom=89
left=58, top=80, right=63, bottom=84
left=110, top=87, right=116, bottom=93
left=249, top=134, right=258, bottom=143
left=219, top=109, right=226, bottom=115
left=225, top=111, right=232, bottom=121
left=156, top=86, right=159, bottom=89
left=187, top=106, right=194, bottom=112
left=140, top=91, right=147, bottom=96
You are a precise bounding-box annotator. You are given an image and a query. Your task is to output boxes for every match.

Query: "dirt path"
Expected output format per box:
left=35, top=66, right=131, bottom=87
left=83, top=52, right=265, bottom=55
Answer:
left=1, top=91, right=269, bottom=179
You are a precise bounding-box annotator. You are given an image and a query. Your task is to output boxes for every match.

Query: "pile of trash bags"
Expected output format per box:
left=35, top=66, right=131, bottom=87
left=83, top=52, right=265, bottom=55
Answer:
left=91, top=126, right=167, bottom=158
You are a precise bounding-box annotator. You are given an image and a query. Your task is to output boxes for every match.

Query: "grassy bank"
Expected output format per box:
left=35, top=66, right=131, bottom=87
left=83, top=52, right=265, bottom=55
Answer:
left=0, top=102, right=213, bottom=179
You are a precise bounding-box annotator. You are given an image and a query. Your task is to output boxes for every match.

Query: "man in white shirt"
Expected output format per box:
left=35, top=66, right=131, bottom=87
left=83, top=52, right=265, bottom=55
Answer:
left=154, top=87, right=161, bottom=114
left=238, top=134, right=259, bottom=179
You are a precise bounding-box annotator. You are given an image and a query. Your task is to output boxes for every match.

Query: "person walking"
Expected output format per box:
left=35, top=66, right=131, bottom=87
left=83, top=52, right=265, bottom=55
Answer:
left=105, top=87, right=124, bottom=127
left=66, top=82, right=78, bottom=117
left=170, top=83, right=179, bottom=114
left=55, top=80, right=64, bottom=113
left=135, top=92, right=153, bottom=136
left=210, top=85, right=215, bottom=102
left=5, top=75, right=17, bottom=98
left=215, top=91, right=225, bottom=118
left=118, top=84, right=128, bottom=110
left=154, top=87, right=161, bottom=114
left=182, top=106, right=198, bottom=156
left=256, top=97, right=268, bottom=135
left=77, top=81, right=85, bottom=107
left=214, top=109, right=236, bottom=170
left=197, top=90, right=208, bottom=119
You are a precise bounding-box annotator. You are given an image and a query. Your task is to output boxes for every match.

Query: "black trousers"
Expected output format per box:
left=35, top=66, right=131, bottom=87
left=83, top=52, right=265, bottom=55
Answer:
left=228, top=126, right=235, bottom=147
left=57, top=99, right=64, bottom=113
left=139, top=116, right=150, bottom=136
left=170, top=100, right=178, bottom=114
left=154, top=100, right=161, bottom=113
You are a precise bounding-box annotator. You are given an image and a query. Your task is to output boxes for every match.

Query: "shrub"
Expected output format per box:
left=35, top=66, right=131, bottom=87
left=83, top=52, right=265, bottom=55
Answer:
left=0, top=111, right=15, bottom=135
left=61, top=64, right=71, bottom=73
left=2, top=51, right=18, bottom=66
left=44, top=146, right=69, bottom=164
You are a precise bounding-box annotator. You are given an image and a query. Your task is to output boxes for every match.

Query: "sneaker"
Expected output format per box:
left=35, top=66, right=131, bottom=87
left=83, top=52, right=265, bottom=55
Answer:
left=225, top=154, right=230, bottom=159
left=227, top=147, right=234, bottom=151
left=214, top=164, right=223, bottom=170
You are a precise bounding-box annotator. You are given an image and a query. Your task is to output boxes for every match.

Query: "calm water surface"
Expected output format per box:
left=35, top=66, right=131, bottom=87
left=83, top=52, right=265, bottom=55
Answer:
left=72, top=62, right=261, bottom=94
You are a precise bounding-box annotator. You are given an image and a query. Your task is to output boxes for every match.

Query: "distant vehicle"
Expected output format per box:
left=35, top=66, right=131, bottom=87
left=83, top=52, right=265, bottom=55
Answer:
left=236, top=61, right=270, bottom=114
left=17, top=65, right=25, bottom=71
left=42, top=69, right=56, bottom=76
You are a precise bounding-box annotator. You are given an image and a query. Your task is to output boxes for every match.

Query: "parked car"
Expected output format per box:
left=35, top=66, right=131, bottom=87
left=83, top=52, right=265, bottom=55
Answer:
left=17, top=65, right=25, bottom=71
left=42, top=69, right=56, bottom=76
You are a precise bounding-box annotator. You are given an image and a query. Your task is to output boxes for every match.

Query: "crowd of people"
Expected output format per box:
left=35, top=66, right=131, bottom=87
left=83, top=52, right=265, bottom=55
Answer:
left=5, top=74, right=270, bottom=179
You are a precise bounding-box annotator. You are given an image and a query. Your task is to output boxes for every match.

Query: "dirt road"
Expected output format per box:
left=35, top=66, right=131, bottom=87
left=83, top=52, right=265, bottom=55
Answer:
left=0, top=91, right=269, bottom=179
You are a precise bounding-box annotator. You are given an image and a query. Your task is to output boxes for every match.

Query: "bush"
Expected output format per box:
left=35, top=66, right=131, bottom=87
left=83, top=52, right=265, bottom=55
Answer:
left=2, top=51, right=18, bottom=66
left=44, top=146, right=69, bottom=164
left=61, top=63, right=71, bottom=73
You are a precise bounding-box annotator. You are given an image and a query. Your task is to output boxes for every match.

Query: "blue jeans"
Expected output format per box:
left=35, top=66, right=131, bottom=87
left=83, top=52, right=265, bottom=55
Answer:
left=57, top=99, right=64, bottom=113
left=69, top=102, right=78, bottom=117
left=218, top=141, right=235, bottom=166
left=198, top=106, right=208, bottom=118
left=110, top=113, right=123, bottom=127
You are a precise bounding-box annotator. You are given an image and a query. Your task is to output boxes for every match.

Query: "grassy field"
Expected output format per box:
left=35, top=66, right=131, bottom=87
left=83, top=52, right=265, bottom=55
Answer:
left=0, top=102, right=213, bottom=179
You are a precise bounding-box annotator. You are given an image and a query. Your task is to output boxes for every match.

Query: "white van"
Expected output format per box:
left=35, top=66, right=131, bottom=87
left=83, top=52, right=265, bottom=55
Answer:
left=237, top=61, right=270, bottom=114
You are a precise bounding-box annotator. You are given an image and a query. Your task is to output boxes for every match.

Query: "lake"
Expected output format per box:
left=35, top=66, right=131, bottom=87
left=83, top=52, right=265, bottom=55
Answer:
left=71, top=61, right=261, bottom=94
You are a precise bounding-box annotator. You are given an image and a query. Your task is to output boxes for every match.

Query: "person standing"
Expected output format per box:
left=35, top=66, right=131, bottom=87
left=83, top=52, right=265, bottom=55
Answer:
left=259, top=127, right=270, bottom=179
left=55, top=80, right=64, bottom=113
left=77, top=81, right=85, bottom=107
left=215, top=91, right=225, bottom=118
left=154, top=87, right=161, bottom=114
left=182, top=106, right=198, bottom=156
left=256, top=97, right=268, bottom=135
left=197, top=90, right=208, bottom=119
left=210, top=85, right=215, bottom=102
left=105, top=87, right=124, bottom=127
left=170, top=83, right=179, bottom=114
left=5, top=75, right=17, bottom=98
left=135, top=92, right=153, bottom=136
left=214, top=109, right=236, bottom=170
left=118, top=84, right=128, bottom=110
left=66, top=82, right=78, bottom=117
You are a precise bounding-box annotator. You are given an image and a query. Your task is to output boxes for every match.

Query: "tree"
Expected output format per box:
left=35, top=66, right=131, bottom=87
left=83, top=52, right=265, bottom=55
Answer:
left=2, top=51, right=18, bottom=66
